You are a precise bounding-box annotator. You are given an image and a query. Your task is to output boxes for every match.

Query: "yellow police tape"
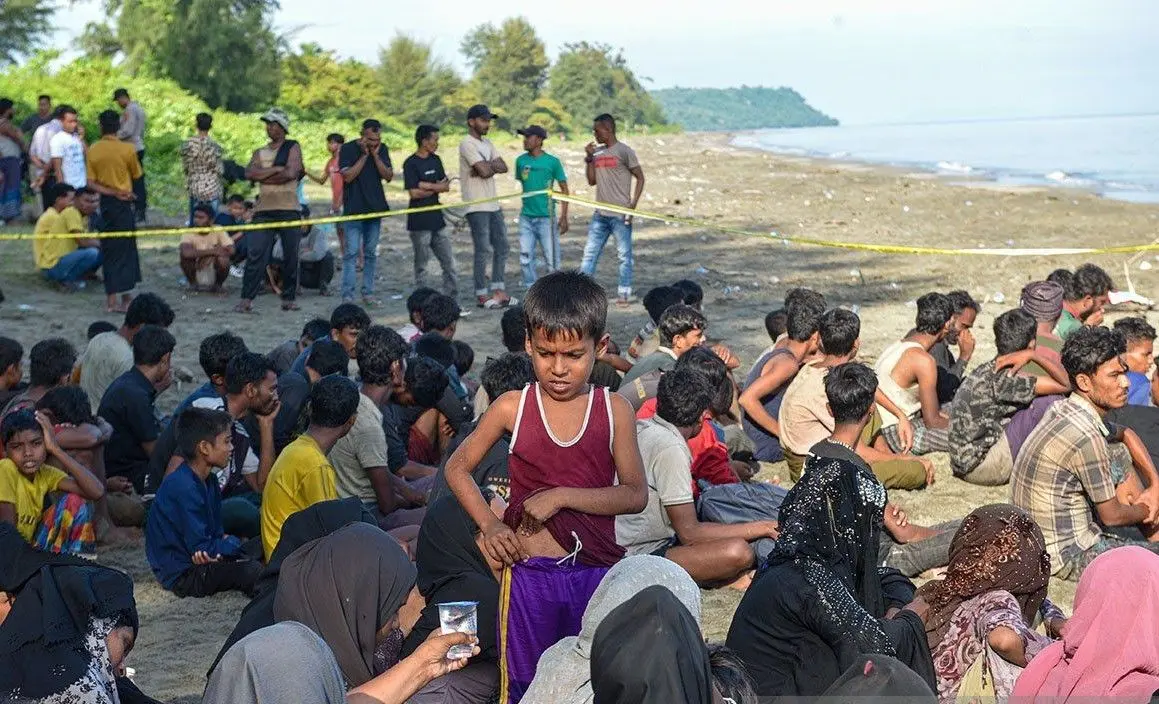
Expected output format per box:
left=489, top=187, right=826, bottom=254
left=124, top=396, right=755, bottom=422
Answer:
left=1, top=187, right=1154, bottom=257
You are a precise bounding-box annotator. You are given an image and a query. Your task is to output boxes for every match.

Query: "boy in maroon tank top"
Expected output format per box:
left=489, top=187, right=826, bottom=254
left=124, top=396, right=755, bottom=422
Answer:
left=445, top=271, right=646, bottom=703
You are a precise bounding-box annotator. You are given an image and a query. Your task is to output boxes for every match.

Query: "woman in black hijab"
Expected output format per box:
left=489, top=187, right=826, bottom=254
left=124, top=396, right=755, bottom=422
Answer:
left=208, top=497, right=375, bottom=677
left=590, top=585, right=713, bottom=704
left=0, top=524, right=161, bottom=703
left=402, top=494, right=502, bottom=703
left=725, top=363, right=935, bottom=697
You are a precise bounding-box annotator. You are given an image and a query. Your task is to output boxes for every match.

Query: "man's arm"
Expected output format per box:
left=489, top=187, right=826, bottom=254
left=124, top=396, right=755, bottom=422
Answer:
left=262, top=143, right=303, bottom=185
left=249, top=407, right=279, bottom=491
left=557, top=180, right=570, bottom=231
left=912, top=353, right=949, bottom=429
left=1030, top=352, right=1071, bottom=395
left=52, top=156, right=63, bottom=183
left=667, top=502, right=778, bottom=544
left=1094, top=496, right=1147, bottom=527
left=0, top=502, right=15, bottom=527
left=738, top=356, right=797, bottom=437
left=41, top=414, right=105, bottom=501
left=628, top=165, right=645, bottom=209
left=244, top=149, right=279, bottom=182
left=366, top=466, right=400, bottom=516
left=470, top=160, right=495, bottom=179
left=116, top=107, right=139, bottom=142
left=372, top=146, right=393, bottom=181
left=489, top=156, right=508, bottom=175
left=342, top=148, right=369, bottom=184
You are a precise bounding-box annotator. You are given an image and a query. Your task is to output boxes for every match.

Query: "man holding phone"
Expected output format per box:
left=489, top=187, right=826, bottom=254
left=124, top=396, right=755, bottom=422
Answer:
left=339, top=118, right=393, bottom=306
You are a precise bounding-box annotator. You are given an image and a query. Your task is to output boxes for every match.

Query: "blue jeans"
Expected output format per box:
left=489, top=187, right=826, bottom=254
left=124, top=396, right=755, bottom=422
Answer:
left=43, top=247, right=102, bottom=284
left=518, top=215, right=558, bottom=287
left=342, top=217, right=381, bottom=299
left=580, top=213, right=633, bottom=297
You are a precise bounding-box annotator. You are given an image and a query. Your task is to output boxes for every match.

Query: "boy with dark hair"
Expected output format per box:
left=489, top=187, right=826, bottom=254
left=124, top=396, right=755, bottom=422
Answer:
left=740, top=289, right=826, bottom=462
left=628, top=285, right=684, bottom=361
left=271, top=339, right=350, bottom=454
left=288, top=302, right=370, bottom=376
left=78, top=291, right=174, bottom=413
left=404, top=124, right=457, bottom=298
left=174, top=331, right=248, bottom=415
left=0, top=409, right=104, bottom=552
left=267, top=317, right=329, bottom=375
left=446, top=270, right=646, bottom=702
left=1, top=338, right=75, bottom=417
left=618, top=367, right=778, bottom=586
left=1113, top=317, right=1156, bottom=406
left=1057, top=263, right=1114, bottom=340
left=779, top=309, right=928, bottom=488
left=501, top=305, right=527, bottom=353
left=399, top=286, right=438, bottom=343
left=949, top=309, right=1071, bottom=485
left=99, top=325, right=175, bottom=495
left=418, top=293, right=461, bottom=339
left=390, top=356, right=453, bottom=466
left=151, top=351, right=280, bottom=537
left=0, top=337, right=25, bottom=416
left=260, top=374, right=359, bottom=559
left=621, top=304, right=707, bottom=386
left=1013, top=326, right=1159, bottom=580
left=146, top=407, right=262, bottom=597
left=875, top=291, right=955, bottom=455
left=764, top=308, right=788, bottom=344
left=672, top=278, right=703, bottom=310
left=180, top=204, right=234, bottom=291
left=86, top=321, right=117, bottom=339
left=928, top=290, right=979, bottom=403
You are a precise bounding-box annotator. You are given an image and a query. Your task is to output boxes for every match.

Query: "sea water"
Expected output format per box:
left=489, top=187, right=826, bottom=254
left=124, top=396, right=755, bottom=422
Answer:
left=735, top=113, right=1159, bottom=204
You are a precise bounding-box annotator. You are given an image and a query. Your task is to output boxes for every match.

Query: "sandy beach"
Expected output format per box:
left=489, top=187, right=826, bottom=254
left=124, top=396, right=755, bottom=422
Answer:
left=2, top=131, right=1158, bottom=702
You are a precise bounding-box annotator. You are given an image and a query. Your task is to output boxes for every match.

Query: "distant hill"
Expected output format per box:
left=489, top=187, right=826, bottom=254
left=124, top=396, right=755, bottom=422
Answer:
left=653, top=86, right=838, bottom=131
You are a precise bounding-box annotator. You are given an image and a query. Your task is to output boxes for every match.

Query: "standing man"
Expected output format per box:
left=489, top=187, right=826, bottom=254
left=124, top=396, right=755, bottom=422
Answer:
left=20, top=95, right=52, bottom=140
left=237, top=108, right=303, bottom=314
left=114, top=88, right=147, bottom=222
left=49, top=105, right=86, bottom=190
left=87, top=110, right=143, bottom=313
left=338, top=118, right=392, bottom=306
left=580, top=113, right=645, bottom=306
left=402, top=124, right=457, bottom=297
left=179, top=112, right=223, bottom=225
left=29, top=106, right=64, bottom=211
left=514, top=125, right=568, bottom=287
left=459, top=104, right=512, bottom=310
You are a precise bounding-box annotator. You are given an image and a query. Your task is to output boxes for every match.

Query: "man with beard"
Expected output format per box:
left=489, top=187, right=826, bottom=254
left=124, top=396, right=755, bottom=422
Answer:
left=926, top=290, right=979, bottom=404
left=1056, top=263, right=1114, bottom=341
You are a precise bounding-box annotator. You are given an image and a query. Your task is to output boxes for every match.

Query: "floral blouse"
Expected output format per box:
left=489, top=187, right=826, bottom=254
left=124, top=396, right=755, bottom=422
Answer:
left=931, top=590, right=1063, bottom=703
left=179, top=134, right=224, bottom=202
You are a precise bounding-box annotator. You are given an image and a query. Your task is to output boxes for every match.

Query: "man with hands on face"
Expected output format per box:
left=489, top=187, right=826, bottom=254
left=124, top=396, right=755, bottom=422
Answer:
left=339, top=118, right=393, bottom=306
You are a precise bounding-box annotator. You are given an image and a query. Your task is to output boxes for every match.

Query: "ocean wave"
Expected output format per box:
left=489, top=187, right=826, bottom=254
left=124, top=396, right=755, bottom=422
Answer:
left=936, top=161, right=974, bottom=174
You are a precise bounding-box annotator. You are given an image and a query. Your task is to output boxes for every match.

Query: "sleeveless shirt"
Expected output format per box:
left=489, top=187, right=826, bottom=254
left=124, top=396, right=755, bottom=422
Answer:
left=742, top=347, right=798, bottom=462
left=874, top=340, right=925, bottom=427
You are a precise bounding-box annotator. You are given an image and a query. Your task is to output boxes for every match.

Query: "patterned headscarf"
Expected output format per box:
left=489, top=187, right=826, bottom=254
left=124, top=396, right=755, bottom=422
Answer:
left=1020, top=281, right=1065, bottom=323
left=916, top=504, right=1049, bottom=650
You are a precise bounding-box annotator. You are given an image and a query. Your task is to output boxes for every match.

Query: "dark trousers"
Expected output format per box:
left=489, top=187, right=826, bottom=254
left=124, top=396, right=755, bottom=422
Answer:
left=299, top=252, right=336, bottom=290
left=132, top=149, right=146, bottom=219
left=40, top=174, right=57, bottom=211
left=171, top=539, right=263, bottom=598
left=241, top=210, right=300, bottom=301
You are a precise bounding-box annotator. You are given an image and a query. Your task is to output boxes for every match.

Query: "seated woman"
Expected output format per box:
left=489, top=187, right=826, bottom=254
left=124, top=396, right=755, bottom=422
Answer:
left=272, top=522, right=421, bottom=689
left=725, top=363, right=934, bottom=697
left=1013, top=546, right=1159, bottom=702
left=915, top=504, right=1065, bottom=703
left=0, top=524, right=161, bottom=703
left=589, top=585, right=714, bottom=704
left=208, top=497, right=376, bottom=676
left=402, top=492, right=506, bottom=704
left=205, top=620, right=477, bottom=704
left=523, top=555, right=702, bottom=704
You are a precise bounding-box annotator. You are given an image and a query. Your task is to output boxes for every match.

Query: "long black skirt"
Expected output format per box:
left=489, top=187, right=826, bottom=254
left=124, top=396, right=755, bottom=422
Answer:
left=99, top=196, right=141, bottom=295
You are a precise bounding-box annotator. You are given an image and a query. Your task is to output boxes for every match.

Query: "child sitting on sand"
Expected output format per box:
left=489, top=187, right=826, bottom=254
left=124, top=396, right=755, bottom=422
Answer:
left=627, top=285, right=683, bottom=361
left=146, top=407, right=262, bottom=597
left=0, top=409, right=104, bottom=553
left=445, top=271, right=647, bottom=704
left=180, top=204, right=234, bottom=292
left=1114, top=317, right=1156, bottom=406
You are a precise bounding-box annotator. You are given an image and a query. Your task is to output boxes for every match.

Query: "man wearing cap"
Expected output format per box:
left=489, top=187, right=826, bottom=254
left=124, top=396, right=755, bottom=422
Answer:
left=338, top=118, right=393, bottom=305
left=581, top=113, right=645, bottom=305
left=1021, top=280, right=1067, bottom=377
left=514, top=125, right=569, bottom=287
left=238, top=108, right=304, bottom=314
left=459, top=104, right=513, bottom=309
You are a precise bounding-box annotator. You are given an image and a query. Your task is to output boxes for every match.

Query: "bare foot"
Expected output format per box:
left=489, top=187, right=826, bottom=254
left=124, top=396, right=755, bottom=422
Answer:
left=234, top=300, right=254, bottom=314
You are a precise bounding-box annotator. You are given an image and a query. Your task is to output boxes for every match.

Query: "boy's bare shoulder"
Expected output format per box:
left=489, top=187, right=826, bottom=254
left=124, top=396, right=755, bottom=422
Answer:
left=607, top=391, right=637, bottom=423
left=489, top=389, right=524, bottom=418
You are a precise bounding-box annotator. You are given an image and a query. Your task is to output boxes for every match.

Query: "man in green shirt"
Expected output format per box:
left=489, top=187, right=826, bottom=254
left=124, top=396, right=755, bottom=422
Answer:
left=514, top=125, right=569, bottom=288
left=1056, top=263, right=1114, bottom=341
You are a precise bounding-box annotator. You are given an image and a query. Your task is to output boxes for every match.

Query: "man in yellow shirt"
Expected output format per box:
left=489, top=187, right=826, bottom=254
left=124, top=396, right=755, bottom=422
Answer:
left=260, top=375, right=359, bottom=559
left=87, top=109, right=143, bottom=313
left=33, top=183, right=102, bottom=290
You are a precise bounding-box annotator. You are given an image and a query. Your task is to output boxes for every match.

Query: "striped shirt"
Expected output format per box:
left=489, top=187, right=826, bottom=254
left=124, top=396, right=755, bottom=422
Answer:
left=1011, top=395, right=1119, bottom=573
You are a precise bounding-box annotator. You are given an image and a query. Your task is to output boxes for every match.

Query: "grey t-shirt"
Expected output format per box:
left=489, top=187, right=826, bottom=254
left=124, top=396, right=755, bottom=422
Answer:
left=616, top=415, right=694, bottom=555
left=329, top=393, right=389, bottom=503
left=591, top=141, right=640, bottom=212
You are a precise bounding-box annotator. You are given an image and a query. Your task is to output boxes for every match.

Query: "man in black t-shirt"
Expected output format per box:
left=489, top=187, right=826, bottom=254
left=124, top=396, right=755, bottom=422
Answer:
left=402, top=124, right=457, bottom=298
left=337, top=118, right=392, bottom=305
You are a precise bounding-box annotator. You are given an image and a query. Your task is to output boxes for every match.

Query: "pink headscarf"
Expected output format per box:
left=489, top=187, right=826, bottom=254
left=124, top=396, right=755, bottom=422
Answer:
left=1012, top=546, right=1159, bottom=703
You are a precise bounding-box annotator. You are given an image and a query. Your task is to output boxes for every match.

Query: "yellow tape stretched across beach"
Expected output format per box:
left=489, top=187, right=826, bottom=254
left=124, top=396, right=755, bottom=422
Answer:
left=2, top=186, right=1156, bottom=256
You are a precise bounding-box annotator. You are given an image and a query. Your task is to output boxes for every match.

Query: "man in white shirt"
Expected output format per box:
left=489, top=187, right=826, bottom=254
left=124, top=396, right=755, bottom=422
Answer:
left=459, top=104, right=513, bottom=310
left=114, top=88, right=147, bottom=222
left=49, top=105, right=86, bottom=190
left=29, top=108, right=63, bottom=210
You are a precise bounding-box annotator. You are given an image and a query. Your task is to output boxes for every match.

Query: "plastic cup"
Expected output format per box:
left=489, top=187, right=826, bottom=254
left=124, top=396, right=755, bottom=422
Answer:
left=437, top=601, right=478, bottom=660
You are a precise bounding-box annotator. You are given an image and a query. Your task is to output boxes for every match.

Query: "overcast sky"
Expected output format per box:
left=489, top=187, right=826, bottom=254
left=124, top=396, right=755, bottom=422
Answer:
left=54, top=0, right=1159, bottom=125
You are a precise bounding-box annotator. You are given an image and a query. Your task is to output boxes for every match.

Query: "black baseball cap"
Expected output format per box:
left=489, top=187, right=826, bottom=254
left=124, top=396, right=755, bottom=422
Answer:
left=467, top=104, right=497, bottom=120
left=362, top=118, right=382, bottom=131
left=517, top=125, right=547, bottom=139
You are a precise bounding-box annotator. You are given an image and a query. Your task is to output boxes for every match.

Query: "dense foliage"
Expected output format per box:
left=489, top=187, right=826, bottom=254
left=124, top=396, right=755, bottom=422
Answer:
left=653, top=86, right=838, bottom=131
left=0, top=0, right=54, bottom=65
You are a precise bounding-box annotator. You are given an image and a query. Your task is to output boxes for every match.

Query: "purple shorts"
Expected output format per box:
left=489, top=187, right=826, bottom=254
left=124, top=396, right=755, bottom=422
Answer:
left=498, top=557, right=609, bottom=703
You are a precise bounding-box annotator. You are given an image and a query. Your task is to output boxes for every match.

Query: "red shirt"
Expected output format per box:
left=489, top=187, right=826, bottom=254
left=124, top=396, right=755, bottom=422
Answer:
left=637, top=398, right=738, bottom=498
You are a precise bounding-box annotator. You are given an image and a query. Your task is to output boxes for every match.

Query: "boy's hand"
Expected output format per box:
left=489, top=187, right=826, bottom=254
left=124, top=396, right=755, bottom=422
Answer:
left=757, top=520, right=780, bottom=540
left=482, top=520, right=526, bottom=566
left=521, top=488, right=562, bottom=529
left=192, top=551, right=221, bottom=565
left=106, top=476, right=133, bottom=494
left=711, top=344, right=740, bottom=370
left=995, top=349, right=1035, bottom=373
left=919, top=456, right=936, bottom=487
left=895, top=415, right=914, bottom=453
left=34, top=412, right=62, bottom=456
left=1136, top=486, right=1159, bottom=524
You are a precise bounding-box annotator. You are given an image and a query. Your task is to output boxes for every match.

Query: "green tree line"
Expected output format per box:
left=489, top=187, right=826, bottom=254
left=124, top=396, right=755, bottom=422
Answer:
left=652, top=86, right=838, bottom=132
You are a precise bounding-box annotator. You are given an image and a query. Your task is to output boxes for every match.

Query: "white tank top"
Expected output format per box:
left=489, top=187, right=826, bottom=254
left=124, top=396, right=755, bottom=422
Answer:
left=874, top=340, right=924, bottom=428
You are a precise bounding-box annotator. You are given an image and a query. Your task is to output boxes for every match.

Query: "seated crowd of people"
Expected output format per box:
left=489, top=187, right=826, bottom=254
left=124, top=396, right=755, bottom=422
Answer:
left=4, top=262, right=1159, bottom=704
